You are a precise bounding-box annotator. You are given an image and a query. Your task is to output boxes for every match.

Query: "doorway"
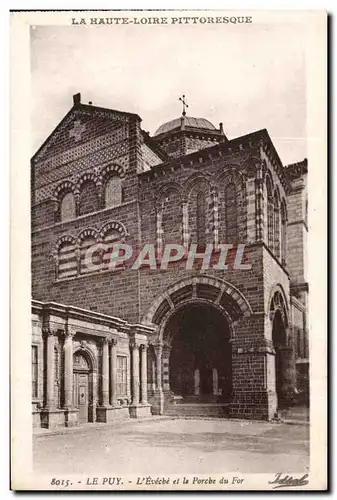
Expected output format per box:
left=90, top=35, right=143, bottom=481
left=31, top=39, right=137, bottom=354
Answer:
left=73, top=351, right=91, bottom=423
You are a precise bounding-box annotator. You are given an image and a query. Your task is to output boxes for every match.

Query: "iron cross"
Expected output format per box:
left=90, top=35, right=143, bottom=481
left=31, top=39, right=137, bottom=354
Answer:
left=179, top=95, right=189, bottom=116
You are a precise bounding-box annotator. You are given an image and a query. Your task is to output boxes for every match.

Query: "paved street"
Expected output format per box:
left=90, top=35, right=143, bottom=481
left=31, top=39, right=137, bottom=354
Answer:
left=34, top=417, right=309, bottom=475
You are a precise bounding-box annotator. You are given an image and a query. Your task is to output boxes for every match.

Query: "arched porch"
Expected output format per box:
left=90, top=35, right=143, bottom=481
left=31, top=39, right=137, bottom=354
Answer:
left=142, top=275, right=252, bottom=416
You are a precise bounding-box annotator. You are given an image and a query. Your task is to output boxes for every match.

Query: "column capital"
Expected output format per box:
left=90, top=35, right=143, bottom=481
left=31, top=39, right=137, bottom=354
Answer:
left=130, top=340, right=141, bottom=350
left=150, top=341, right=163, bottom=348
left=42, top=326, right=58, bottom=337
left=110, top=337, right=118, bottom=347
left=150, top=341, right=163, bottom=357
left=101, top=336, right=110, bottom=345
left=65, top=324, right=76, bottom=338
left=139, top=343, right=148, bottom=351
left=269, top=311, right=276, bottom=321
left=162, top=344, right=172, bottom=355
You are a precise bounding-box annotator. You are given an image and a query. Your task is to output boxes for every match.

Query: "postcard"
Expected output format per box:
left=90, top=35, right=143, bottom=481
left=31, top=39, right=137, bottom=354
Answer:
left=10, top=9, right=327, bottom=491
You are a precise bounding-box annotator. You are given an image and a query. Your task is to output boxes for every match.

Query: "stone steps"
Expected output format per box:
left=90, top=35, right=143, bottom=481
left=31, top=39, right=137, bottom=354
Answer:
left=165, top=403, right=230, bottom=418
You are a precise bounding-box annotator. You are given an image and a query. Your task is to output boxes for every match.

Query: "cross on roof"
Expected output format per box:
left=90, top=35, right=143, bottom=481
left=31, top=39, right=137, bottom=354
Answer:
left=69, top=120, right=86, bottom=142
left=179, top=95, right=189, bottom=117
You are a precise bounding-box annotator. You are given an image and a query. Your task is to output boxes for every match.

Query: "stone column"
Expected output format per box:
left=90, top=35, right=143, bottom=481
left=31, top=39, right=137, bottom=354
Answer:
left=140, top=344, right=148, bottom=404
left=246, top=176, right=257, bottom=243
left=64, top=330, right=74, bottom=408
left=154, top=343, right=163, bottom=392
left=255, top=166, right=265, bottom=242
left=151, top=359, right=156, bottom=392
left=45, top=329, right=55, bottom=408
left=131, top=342, right=140, bottom=405
left=194, top=369, right=200, bottom=396
left=152, top=342, right=164, bottom=415
left=91, top=369, right=98, bottom=422
left=182, top=202, right=189, bottom=250
left=162, top=344, right=171, bottom=392
left=212, top=368, right=218, bottom=396
left=212, top=189, right=219, bottom=249
left=110, top=338, right=118, bottom=407
left=156, top=210, right=163, bottom=257
left=101, top=338, right=110, bottom=407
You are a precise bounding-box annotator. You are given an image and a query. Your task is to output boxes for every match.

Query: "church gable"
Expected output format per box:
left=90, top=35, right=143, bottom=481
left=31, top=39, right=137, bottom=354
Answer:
left=32, top=98, right=138, bottom=166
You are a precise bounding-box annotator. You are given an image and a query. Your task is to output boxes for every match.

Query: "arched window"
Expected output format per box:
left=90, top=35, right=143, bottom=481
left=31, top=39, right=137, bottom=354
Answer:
left=80, top=236, right=98, bottom=274
left=58, top=239, right=77, bottom=279
left=60, top=192, right=76, bottom=222
left=266, top=177, right=274, bottom=252
left=161, top=188, right=183, bottom=247
left=79, top=181, right=99, bottom=216
left=104, top=176, right=122, bottom=208
left=102, top=229, right=123, bottom=270
left=196, top=191, right=206, bottom=247
left=188, top=181, right=212, bottom=247
left=225, top=183, right=238, bottom=243
left=274, top=192, right=281, bottom=260
left=281, top=200, right=287, bottom=266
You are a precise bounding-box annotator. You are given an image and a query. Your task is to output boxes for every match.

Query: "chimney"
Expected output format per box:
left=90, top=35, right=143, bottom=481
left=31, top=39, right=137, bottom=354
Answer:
left=219, top=122, right=224, bottom=135
left=73, top=93, right=81, bottom=105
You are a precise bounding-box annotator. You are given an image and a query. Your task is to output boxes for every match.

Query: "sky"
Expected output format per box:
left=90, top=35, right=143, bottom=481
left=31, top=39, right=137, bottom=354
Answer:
left=31, top=22, right=307, bottom=165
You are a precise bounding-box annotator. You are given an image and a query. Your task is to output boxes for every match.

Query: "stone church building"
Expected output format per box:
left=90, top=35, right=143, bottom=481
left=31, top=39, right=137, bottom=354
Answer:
left=31, top=93, right=308, bottom=429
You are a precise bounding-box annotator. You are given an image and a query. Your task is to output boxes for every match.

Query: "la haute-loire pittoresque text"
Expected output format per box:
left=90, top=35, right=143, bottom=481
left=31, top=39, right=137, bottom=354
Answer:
left=71, top=15, right=253, bottom=26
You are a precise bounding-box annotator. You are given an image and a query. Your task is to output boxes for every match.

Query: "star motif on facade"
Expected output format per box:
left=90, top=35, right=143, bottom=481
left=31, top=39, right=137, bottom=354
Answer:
left=69, top=120, right=86, bottom=142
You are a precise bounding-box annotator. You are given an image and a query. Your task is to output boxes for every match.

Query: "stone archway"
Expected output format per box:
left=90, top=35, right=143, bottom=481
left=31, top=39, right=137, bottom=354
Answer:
left=142, top=275, right=252, bottom=415
left=142, top=275, right=252, bottom=329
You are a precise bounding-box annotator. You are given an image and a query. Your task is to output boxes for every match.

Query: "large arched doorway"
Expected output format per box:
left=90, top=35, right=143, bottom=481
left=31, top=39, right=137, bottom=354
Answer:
left=165, top=303, right=232, bottom=403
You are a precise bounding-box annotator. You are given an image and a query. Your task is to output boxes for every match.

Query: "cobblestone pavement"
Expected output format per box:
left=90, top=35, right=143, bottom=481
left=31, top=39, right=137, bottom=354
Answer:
left=34, top=417, right=309, bottom=475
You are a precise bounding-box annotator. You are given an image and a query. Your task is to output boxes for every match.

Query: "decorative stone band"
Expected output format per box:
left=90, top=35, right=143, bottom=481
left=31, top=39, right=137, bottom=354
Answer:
left=234, top=346, right=276, bottom=355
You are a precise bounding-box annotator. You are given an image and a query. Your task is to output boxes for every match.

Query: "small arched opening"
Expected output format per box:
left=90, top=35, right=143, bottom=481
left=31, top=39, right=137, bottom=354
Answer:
left=270, top=289, right=296, bottom=410
left=272, top=309, right=287, bottom=407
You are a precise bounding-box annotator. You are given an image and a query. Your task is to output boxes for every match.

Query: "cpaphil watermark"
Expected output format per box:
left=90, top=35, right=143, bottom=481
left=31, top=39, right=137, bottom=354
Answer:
left=84, top=243, right=252, bottom=272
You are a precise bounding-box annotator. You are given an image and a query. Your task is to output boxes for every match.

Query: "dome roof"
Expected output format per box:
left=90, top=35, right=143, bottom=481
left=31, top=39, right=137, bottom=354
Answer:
left=154, top=116, right=216, bottom=136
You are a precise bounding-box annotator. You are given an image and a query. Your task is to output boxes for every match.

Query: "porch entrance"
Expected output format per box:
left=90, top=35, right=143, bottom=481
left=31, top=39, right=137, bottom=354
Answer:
left=168, top=303, right=232, bottom=404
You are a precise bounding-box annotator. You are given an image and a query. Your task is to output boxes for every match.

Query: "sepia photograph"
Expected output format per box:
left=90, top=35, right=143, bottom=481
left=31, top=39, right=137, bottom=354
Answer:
left=10, top=9, right=327, bottom=491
